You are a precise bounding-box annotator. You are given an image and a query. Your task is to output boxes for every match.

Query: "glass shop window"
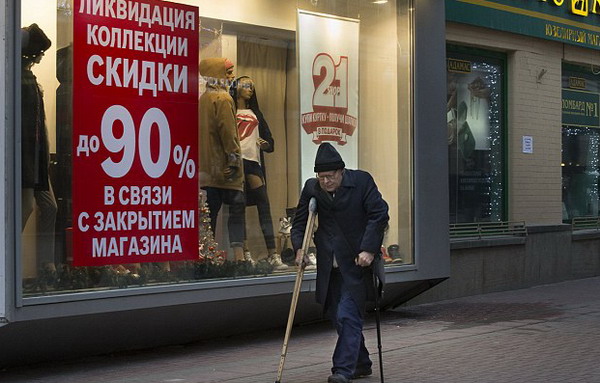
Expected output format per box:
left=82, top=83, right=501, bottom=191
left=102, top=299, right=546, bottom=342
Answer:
left=19, top=0, right=413, bottom=298
left=561, top=63, right=600, bottom=221
left=447, top=48, right=506, bottom=223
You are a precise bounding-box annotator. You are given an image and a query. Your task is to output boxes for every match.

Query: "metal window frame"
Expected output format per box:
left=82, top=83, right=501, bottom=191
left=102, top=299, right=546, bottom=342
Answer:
left=2, top=0, right=449, bottom=323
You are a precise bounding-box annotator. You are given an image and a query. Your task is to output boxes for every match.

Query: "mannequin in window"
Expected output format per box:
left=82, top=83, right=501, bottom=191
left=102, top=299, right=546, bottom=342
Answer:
left=198, top=58, right=248, bottom=262
left=231, top=76, right=287, bottom=270
left=21, top=23, right=58, bottom=276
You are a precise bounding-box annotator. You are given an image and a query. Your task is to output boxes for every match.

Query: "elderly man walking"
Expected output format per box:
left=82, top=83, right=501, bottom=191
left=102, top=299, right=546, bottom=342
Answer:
left=292, top=143, right=389, bottom=383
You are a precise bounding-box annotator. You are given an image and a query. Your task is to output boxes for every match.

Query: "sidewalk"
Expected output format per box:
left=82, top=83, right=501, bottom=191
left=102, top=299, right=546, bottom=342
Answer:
left=2, top=276, right=600, bottom=383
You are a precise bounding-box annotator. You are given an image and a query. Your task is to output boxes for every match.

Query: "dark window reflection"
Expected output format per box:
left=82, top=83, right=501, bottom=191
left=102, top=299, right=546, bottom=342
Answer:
left=447, top=51, right=504, bottom=223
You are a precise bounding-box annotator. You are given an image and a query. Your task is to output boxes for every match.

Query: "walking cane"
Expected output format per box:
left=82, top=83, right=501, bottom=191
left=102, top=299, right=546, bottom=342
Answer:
left=373, top=269, right=385, bottom=383
left=275, top=197, right=317, bottom=383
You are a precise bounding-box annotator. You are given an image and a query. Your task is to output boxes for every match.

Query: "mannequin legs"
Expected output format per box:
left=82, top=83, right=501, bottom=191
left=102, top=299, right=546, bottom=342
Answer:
left=22, top=184, right=58, bottom=272
left=204, top=187, right=246, bottom=261
left=253, top=185, right=276, bottom=251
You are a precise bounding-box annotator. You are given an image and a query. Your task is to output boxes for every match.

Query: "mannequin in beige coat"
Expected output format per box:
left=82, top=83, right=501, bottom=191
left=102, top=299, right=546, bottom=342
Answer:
left=198, top=57, right=247, bottom=262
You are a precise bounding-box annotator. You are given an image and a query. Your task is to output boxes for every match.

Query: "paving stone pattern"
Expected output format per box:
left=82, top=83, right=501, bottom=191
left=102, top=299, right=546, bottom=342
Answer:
left=2, top=277, right=600, bottom=383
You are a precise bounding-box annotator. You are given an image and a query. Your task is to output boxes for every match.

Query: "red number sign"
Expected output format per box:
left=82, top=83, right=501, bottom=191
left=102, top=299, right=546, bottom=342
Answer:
left=72, top=0, right=199, bottom=266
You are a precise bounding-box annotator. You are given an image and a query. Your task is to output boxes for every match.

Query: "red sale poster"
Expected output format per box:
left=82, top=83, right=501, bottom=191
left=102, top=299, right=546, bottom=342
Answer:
left=72, top=0, right=199, bottom=266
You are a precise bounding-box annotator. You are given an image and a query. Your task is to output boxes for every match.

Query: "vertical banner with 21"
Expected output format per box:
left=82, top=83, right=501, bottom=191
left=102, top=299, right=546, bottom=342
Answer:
left=298, top=10, right=359, bottom=183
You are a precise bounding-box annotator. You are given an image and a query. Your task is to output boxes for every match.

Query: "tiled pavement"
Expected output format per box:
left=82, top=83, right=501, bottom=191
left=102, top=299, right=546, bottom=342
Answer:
left=2, top=276, right=600, bottom=383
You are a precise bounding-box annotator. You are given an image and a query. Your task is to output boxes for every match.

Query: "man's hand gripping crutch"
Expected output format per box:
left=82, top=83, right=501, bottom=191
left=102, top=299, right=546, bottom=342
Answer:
left=275, top=197, right=317, bottom=383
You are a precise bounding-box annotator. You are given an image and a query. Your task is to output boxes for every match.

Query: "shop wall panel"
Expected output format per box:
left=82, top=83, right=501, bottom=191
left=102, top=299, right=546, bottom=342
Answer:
left=508, top=49, right=563, bottom=224
left=526, top=226, right=572, bottom=285
left=0, top=293, right=323, bottom=367
left=481, top=245, right=527, bottom=293
left=408, top=226, right=600, bottom=306
left=571, top=238, right=600, bottom=279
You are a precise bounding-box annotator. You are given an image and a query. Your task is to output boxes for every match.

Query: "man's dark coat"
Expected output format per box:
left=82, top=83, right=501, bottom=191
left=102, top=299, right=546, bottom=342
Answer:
left=291, top=169, right=389, bottom=310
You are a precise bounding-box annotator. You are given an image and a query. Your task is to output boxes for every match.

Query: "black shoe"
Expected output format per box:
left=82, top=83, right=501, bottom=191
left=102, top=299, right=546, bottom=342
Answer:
left=328, top=373, right=351, bottom=383
left=352, top=366, right=373, bottom=379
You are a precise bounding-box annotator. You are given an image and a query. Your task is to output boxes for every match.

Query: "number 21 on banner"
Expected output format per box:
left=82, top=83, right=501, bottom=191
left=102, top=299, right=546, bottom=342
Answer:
left=312, top=54, right=348, bottom=110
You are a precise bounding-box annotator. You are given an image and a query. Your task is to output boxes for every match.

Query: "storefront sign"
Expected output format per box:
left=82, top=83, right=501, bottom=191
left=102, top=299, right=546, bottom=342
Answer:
left=569, top=76, right=587, bottom=89
left=298, top=10, right=359, bottom=182
left=446, top=0, right=600, bottom=50
left=72, top=0, right=199, bottom=266
left=562, top=89, right=600, bottom=127
left=448, top=58, right=472, bottom=73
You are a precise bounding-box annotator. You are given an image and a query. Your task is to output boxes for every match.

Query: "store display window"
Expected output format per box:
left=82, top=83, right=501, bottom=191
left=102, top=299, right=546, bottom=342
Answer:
left=447, top=47, right=506, bottom=223
left=561, top=63, right=600, bottom=221
left=18, top=0, right=414, bottom=298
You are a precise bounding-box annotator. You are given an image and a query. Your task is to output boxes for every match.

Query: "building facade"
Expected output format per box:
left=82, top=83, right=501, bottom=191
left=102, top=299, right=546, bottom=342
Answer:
left=410, top=0, right=600, bottom=305
left=0, top=0, right=449, bottom=366
left=4, top=0, right=600, bottom=368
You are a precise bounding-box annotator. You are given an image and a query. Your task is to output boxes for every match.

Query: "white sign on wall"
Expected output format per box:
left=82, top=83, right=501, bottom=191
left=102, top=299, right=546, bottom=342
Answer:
left=298, top=10, right=359, bottom=184
left=522, top=135, right=533, bottom=154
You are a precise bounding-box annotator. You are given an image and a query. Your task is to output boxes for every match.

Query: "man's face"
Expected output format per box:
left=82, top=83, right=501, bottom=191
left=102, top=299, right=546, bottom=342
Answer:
left=317, top=169, right=343, bottom=192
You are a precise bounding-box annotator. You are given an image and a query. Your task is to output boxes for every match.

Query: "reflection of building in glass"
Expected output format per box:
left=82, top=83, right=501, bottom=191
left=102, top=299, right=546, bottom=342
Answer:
left=561, top=65, right=600, bottom=222
left=447, top=50, right=504, bottom=223
left=562, top=127, right=600, bottom=220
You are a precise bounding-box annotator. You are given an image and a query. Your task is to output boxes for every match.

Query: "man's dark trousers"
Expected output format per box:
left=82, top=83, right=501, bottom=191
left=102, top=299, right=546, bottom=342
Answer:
left=327, top=269, right=372, bottom=378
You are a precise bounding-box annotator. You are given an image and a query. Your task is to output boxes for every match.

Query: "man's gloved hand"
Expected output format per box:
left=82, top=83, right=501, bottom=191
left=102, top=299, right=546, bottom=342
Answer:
left=295, top=249, right=312, bottom=266
left=355, top=251, right=374, bottom=267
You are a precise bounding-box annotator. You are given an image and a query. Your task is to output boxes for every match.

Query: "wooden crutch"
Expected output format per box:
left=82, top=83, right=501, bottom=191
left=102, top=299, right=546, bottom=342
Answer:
left=275, top=197, right=317, bottom=383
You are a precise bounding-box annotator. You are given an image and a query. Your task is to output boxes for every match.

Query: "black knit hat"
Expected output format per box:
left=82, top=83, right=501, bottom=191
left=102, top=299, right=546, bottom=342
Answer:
left=21, top=23, right=51, bottom=58
left=314, top=143, right=345, bottom=172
